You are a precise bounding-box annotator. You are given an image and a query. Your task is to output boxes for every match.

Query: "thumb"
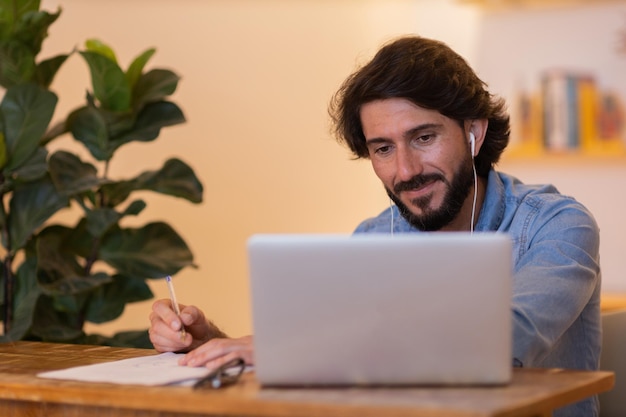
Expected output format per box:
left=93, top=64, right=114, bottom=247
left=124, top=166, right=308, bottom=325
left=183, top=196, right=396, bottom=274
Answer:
left=179, top=305, right=203, bottom=325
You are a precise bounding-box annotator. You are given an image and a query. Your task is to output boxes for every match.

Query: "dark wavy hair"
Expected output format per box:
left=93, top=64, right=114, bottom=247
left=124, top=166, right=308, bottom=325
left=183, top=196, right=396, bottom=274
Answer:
left=329, top=35, right=510, bottom=177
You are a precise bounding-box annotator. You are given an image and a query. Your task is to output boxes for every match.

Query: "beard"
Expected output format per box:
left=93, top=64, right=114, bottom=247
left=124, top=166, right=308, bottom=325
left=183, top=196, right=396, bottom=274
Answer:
left=386, top=157, right=475, bottom=232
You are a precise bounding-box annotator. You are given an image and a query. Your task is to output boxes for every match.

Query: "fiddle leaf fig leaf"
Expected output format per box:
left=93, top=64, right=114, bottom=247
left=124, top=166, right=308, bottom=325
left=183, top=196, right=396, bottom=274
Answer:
left=109, top=101, right=185, bottom=149
left=3, top=147, right=48, bottom=186
left=98, top=158, right=202, bottom=207
left=1, top=83, right=57, bottom=170
left=136, top=158, right=203, bottom=203
left=84, top=201, right=145, bottom=239
left=84, top=38, right=117, bottom=63
left=0, top=8, right=60, bottom=87
left=48, top=150, right=104, bottom=195
left=35, top=227, right=112, bottom=295
left=85, top=207, right=122, bottom=238
left=14, top=256, right=39, bottom=306
left=99, top=179, right=137, bottom=207
left=67, top=105, right=111, bottom=161
left=79, top=50, right=131, bottom=112
left=35, top=52, right=70, bottom=88
left=85, top=274, right=153, bottom=324
left=8, top=176, right=69, bottom=250
left=1, top=147, right=49, bottom=196
left=132, top=69, right=179, bottom=109
left=35, top=225, right=83, bottom=286
left=0, top=0, right=37, bottom=34
left=4, top=291, right=39, bottom=342
left=29, top=295, right=84, bottom=341
left=51, top=293, right=82, bottom=314
left=123, top=199, right=147, bottom=216
left=100, top=107, right=135, bottom=138
left=136, top=99, right=185, bottom=130
left=99, top=222, right=195, bottom=278
left=15, top=0, right=41, bottom=15
left=126, top=47, right=155, bottom=91
left=61, top=219, right=91, bottom=259
left=0, top=41, right=35, bottom=87
left=85, top=330, right=152, bottom=348
left=0, top=257, right=41, bottom=342
left=12, top=8, right=60, bottom=55
left=39, top=271, right=111, bottom=296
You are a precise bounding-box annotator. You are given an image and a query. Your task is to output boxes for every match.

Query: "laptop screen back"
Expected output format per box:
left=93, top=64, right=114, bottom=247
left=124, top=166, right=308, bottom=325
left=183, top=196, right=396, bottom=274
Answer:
left=247, top=233, right=512, bottom=387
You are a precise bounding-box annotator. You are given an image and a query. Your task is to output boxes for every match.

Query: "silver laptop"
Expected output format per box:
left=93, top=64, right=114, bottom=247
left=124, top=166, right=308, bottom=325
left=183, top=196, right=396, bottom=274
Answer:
left=247, top=232, right=512, bottom=387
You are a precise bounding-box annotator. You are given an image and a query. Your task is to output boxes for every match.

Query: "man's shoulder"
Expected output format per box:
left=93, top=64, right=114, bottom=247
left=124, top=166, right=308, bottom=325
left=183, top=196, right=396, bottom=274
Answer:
left=492, top=170, right=598, bottom=232
left=354, top=207, right=393, bottom=233
left=493, top=170, right=588, bottom=210
left=493, top=170, right=559, bottom=198
left=353, top=205, right=421, bottom=234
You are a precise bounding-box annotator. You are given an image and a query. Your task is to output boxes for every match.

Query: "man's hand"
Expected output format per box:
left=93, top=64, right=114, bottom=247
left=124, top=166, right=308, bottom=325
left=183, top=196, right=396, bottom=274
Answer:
left=149, top=299, right=253, bottom=370
left=179, top=335, right=254, bottom=369
left=149, top=299, right=212, bottom=352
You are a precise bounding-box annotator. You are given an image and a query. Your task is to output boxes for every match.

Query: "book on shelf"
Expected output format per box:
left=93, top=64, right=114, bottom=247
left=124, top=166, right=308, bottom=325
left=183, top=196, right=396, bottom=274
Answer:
left=508, top=70, right=625, bottom=158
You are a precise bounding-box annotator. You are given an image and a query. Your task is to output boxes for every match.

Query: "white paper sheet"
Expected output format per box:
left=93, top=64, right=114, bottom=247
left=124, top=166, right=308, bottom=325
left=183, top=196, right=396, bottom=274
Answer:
left=37, top=352, right=211, bottom=386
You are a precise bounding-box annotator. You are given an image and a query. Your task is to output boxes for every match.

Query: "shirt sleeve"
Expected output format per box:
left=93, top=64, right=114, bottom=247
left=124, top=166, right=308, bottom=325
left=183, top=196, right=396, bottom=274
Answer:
left=509, top=193, right=601, bottom=368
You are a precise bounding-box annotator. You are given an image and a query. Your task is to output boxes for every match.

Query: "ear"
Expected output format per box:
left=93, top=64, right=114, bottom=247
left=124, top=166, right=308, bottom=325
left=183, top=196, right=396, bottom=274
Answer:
left=466, top=119, right=488, bottom=157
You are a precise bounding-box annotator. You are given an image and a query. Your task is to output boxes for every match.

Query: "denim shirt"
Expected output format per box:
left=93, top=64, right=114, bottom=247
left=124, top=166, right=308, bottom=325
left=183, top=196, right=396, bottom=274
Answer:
left=354, top=170, right=601, bottom=417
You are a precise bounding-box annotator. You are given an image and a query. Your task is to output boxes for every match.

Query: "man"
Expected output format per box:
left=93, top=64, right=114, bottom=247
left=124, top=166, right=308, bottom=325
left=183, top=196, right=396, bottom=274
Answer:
left=149, top=36, right=601, bottom=417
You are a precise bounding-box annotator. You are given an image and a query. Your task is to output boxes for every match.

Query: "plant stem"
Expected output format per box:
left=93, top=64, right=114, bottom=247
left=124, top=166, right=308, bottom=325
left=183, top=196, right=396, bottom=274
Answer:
left=2, top=255, right=13, bottom=334
left=0, top=180, right=13, bottom=333
left=83, top=237, right=101, bottom=276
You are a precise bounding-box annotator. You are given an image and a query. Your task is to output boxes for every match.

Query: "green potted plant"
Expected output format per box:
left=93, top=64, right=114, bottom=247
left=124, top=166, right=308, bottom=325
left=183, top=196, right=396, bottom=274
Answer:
left=0, top=0, right=202, bottom=347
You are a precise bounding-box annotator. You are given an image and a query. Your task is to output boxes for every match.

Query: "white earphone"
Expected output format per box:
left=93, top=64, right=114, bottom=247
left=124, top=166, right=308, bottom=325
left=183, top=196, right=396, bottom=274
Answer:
left=469, top=131, right=477, bottom=234
left=389, top=198, right=394, bottom=235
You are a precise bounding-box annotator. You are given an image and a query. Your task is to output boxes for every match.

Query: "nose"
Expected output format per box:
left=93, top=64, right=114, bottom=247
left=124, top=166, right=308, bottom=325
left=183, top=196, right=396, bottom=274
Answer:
left=395, top=147, right=423, bottom=182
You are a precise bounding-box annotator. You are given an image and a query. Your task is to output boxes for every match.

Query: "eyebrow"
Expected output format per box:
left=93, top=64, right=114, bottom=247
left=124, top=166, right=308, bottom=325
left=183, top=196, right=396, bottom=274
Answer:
left=365, top=123, right=444, bottom=146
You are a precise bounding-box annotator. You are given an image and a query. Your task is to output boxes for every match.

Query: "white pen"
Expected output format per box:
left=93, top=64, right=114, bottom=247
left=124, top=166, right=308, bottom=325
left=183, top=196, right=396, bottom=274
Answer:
left=165, top=275, right=186, bottom=340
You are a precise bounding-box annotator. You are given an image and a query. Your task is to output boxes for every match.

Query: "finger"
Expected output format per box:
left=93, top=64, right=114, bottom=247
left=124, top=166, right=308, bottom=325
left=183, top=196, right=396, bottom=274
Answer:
left=236, top=336, right=255, bottom=365
left=180, top=336, right=252, bottom=367
left=203, top=351, right=244, bottom=372
left=149, top=317, right=191, bottom=352
left=150, top=331, right=191, bottom=352
left=149, top=330, right=182, bottom=352
left=179, top=338, right=231, bottom=367
left=150, top=334, right=178, bottom=352
left=152, top=299, right=184, bottom=331
left=179, top=305, right=203, bottom=327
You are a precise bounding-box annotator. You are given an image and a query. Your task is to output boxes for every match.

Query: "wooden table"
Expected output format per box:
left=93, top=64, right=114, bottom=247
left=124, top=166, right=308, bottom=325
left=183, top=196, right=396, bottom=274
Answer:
left=0, top=341, right=614, bottom=417
left=601, top=293, right=626, bottom=312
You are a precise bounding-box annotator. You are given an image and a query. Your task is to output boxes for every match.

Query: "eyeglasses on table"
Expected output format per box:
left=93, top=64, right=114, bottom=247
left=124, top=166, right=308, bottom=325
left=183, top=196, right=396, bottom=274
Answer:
left=193, top=358, right=246, bottom=389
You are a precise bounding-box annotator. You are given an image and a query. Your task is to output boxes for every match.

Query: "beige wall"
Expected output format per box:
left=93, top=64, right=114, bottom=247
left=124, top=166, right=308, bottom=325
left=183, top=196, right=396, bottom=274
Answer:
left=36, top=0, right=625, bottom=340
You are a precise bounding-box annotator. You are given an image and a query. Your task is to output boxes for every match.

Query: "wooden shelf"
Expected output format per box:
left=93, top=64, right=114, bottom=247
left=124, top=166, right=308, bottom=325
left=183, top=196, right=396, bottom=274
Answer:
left=458, top=0, right=626, bottom=10
left=500, top=149, right=626, bottom=166
left=602, top=293, right=626, bottom=313
left=500, top=137, right=626, bottom=164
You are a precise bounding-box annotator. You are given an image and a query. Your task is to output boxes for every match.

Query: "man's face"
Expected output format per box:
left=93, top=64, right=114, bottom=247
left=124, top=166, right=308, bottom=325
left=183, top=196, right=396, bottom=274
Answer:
left=360, top=98, right=475, bottom=231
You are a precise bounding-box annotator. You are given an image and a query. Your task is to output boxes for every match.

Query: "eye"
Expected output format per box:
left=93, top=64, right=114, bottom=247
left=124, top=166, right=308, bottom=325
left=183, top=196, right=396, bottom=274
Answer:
left=416, top=134, right=434, bottom=143
left=410, top=133, right=436, bottom=147
left=370, top=144, right=393, bottom=158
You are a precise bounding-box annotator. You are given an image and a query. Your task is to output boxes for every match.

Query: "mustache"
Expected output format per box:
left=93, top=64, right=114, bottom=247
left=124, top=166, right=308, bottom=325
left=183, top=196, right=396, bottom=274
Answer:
left=393, top=174, right=446, bottom=194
